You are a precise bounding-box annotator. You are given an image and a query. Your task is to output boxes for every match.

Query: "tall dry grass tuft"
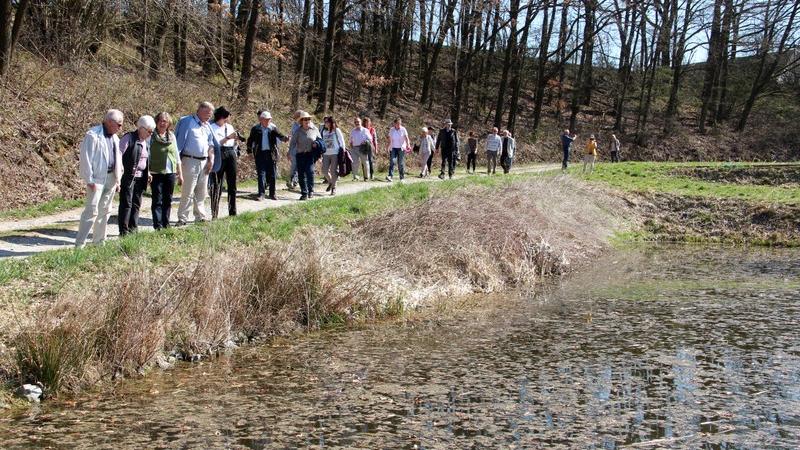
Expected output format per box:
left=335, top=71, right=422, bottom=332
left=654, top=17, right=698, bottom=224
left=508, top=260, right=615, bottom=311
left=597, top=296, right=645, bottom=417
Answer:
left=10, top=176, right=630, bottom=394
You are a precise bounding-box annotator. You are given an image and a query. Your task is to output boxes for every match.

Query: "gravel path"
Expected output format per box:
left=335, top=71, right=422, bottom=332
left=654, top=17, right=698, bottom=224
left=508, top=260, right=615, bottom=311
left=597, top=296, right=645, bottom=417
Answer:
left=0, top=164, right=558, bottom=259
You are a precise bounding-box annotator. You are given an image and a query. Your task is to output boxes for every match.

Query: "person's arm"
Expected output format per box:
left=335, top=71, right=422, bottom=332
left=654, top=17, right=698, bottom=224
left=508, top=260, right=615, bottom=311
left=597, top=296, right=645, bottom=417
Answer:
left=79, top=133, right=96, bottom=189
left=434, top=131, right=441, bottom=152
left=174, top=117, right=187, bottom=153
left=336, top=128, right=346, bottom=151
left=404, top=129, right=411, bottom=149
left=206, top=129, right=219, bottom=174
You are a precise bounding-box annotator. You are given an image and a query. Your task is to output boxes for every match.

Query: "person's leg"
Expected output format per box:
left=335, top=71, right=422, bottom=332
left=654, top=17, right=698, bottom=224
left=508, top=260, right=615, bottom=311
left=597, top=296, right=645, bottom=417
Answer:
left=208, top=171, right=220, bottom=219
left=178, top=158, right=198, bottom=223
left=507, top=157, right=513, bottom=173
left=93, top=175, right=118, bottom=244
left=367, top=148, right=374, bottom=179
left=129, top=176, right=147, bottom=232
left=162, top=174, right=176, bottom=228
left=563, top=149, right=569, bottom=170
left=118, top=176, right=134, bottom=236
left=487, top=153, right=492, bottom=174
left=448, top=153, right=456, bottom=178
left=427, top=153, right=433, bottom=173
left=397, top=149, right=405, bottom=180
left=306, top=154, right=315, bottom=195
left=590, top=155, right=595, bottom=173
left=297, top=152, right=310, bottom=196
left=226, top=155, right=238, bottom=215
left=151, top=174, right=164, bottom=230
left=255, top=151, right=266, bottom=197
left=193, top=160, right=209, bottom=222
left=351, top=148, right=361, bottom=180
left=75, top=184, right=104, bottom=247
left=388, top=148, right=396, bottom=178
left=266, top=154, right=277, bottom=199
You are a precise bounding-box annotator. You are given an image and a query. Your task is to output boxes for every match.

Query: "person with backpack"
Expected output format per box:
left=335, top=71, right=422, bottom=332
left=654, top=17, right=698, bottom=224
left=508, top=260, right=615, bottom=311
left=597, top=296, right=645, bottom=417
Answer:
left=386, top=117, right=411, bottom=182
left=288, top=111, right=321, bottom=200
left=321, top=116, right=346, bottom=195
left=117, top=115, right=155, bottom=236
left=350, top=117, right=373, bottom=182
left=435, top=119, right=458, bottom=179
left=417, top=127, right=434, bottom=178
left=247, top=111, right=288, bottom=201
left=209, top=106, right=240, bottom=217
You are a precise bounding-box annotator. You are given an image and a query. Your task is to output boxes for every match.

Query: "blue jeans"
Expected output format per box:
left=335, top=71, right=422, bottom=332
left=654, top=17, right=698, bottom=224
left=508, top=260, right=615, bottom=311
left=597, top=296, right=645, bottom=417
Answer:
left=503, top=156, right=514, bottom=174
left=296, top=152, right=315, bottom=195
left=388, top=148, right=405, bottom=179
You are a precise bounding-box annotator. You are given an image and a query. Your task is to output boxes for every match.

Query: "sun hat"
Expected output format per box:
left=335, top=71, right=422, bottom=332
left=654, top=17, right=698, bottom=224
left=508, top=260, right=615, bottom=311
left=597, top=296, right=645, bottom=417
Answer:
left=259, top=111, right=272, bottom=120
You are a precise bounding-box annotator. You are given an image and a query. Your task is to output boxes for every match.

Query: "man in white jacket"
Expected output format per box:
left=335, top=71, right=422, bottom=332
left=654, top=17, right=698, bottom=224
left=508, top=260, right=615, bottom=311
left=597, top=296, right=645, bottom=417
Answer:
left=75, top=109, right=124, bottom=248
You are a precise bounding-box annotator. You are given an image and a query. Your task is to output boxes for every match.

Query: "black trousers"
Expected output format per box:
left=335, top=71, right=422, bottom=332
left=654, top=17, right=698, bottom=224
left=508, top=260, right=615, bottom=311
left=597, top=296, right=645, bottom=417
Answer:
left=150, top=173, right=176, bottom=230
left=466, top=153, right=477, bottom=172
left=426, top=153, right=433, bottom=172
left=118, top=175, right=147, bottom=236
left=611, top=151, right=620, bottom=163
left=440, top=150, right=456, bottom=178
left=211, top=150, right=238, bottom=218
left=255, top=150, right=277, bottom=198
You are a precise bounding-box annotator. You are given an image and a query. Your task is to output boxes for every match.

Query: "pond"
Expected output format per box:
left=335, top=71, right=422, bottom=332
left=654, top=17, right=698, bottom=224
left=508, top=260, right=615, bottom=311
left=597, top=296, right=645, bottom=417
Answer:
left=1, top=245, right=799, bottom=448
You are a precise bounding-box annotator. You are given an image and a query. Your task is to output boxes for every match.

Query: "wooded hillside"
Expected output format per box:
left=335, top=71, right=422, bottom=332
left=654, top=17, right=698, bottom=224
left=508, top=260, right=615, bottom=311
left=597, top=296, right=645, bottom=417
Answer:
left=0, top=0, right=798, bottom=210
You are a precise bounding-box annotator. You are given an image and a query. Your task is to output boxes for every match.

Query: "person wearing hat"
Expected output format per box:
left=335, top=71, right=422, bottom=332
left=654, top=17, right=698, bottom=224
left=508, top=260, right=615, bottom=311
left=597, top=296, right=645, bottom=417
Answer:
left=117, top=114, right=155, bottom=236
left=435, top=119, right=459, bottom=179
left=583, top=134, right=598, bottom=174
left=209, top=106, right=240, bottom=217
left=288, top=111, right=321, bottom=200
left=247, top=110, right=288, bottom=200
left=417, top=127, right=435, bottom=177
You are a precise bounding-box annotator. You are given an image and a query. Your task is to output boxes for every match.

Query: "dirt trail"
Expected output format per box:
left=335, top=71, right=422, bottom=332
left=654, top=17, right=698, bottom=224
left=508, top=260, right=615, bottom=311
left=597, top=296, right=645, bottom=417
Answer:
left=0, top=164, right=559, bottom=258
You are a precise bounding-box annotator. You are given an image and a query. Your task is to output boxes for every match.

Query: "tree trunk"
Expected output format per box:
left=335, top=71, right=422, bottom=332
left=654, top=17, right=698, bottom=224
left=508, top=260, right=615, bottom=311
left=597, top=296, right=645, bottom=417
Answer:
left=420, top=0, right=457, bottom=106
left=664, top=0, right=692, bottom=133
left=236, top=0, right=260, bottom=101
left=315, top=0, right=339, bottom=113
left=292, top=0, right=312, bottom=109
left=698, top=0, right=723, bottom=133
left=493, top=0, right=520, bottom=128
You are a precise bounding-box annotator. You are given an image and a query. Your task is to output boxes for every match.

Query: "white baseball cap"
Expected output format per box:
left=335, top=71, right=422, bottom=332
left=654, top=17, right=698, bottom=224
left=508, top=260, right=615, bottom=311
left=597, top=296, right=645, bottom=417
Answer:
left=259, top=111, right=272, bottom=119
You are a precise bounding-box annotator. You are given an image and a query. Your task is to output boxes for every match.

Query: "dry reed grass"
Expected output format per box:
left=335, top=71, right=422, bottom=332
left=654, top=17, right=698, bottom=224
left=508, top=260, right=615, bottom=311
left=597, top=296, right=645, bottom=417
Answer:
left=9, top=176, right=630, bottom=396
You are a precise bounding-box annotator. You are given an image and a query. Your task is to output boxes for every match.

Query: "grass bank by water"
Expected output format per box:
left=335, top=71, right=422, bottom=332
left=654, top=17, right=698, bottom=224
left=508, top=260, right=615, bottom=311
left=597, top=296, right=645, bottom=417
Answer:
left=579, top=162, right=800, bottom=246
left=2, top=171, right=632, bottom=399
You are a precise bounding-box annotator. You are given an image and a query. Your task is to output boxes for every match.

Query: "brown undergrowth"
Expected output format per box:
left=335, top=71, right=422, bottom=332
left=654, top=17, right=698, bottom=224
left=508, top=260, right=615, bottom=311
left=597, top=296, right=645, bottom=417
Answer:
left=6, top=177, right=631, bottom=397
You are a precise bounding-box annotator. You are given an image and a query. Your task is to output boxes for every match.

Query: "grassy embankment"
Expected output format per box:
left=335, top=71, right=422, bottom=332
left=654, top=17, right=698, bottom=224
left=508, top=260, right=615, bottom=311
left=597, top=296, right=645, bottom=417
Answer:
left=1, top=169, right=633, bottom=402
left=577, top=162, right=800, bottom=246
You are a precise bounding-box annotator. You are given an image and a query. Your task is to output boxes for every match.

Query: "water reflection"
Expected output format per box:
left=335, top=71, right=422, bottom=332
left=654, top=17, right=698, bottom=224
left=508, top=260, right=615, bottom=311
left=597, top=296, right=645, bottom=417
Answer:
left=1, top=246, right=799, bottom=448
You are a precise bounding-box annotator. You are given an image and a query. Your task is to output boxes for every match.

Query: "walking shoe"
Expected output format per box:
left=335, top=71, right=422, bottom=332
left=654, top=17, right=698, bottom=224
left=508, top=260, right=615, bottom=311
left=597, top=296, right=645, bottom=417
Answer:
left=175, top=220, right=187, bottom=227
left=330, top=188, right=336, bottom=196
left=325, top=184, right=332, bottom=192
left=268, top=195, right=277, bottom=200
left=299, top=194, right=307, bottom=201
left=257, top=195, right=265, bottom=201
left=308, top=192, right=314, bottom=198
left=386, top=176, right=392, bottom=182
left=438, top=173, right=445, bottom=180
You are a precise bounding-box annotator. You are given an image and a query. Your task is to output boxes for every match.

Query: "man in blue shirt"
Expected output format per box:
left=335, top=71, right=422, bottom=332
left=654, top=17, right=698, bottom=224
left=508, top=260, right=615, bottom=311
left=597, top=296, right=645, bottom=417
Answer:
left=560, top=129, right=577, bottom=171
left=174, top=101, right=220, bottom=225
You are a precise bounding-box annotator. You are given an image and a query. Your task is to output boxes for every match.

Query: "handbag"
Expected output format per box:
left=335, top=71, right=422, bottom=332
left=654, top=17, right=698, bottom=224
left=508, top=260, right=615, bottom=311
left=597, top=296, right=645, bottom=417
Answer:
left=338, top=148, right=352, bottom=176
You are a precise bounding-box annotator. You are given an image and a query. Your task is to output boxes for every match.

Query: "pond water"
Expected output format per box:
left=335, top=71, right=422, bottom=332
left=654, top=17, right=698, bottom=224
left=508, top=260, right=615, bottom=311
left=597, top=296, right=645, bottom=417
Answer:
left=2, top=246, right=799, bottom=449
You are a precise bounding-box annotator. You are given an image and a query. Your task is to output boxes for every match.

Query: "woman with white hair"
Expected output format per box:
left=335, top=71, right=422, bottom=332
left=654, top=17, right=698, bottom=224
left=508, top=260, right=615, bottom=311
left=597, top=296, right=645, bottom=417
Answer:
left=118, top=115, right=155, bottom=236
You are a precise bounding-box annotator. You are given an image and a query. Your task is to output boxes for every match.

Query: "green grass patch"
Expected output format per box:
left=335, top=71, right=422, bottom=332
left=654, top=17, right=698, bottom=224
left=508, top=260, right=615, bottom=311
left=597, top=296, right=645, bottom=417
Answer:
left=0, top=170, right=551, bottom=290
left=575, top=162, right=800, bottom=205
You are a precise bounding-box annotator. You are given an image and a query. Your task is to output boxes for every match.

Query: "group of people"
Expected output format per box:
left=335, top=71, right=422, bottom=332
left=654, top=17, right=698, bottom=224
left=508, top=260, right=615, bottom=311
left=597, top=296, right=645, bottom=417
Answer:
left=560, top=129, right=622, bottom=174
left=75, top=101, right=607, bottom=248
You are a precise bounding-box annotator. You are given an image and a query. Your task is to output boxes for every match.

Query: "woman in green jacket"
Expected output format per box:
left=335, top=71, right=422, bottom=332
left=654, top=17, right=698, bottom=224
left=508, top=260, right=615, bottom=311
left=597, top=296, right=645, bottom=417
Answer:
left=149, top=112, right=183, bottom=229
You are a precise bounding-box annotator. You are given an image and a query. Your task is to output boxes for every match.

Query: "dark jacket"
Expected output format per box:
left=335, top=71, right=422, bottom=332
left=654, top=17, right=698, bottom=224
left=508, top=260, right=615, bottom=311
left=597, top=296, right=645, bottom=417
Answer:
left=121, top=131, right=149, bottom=180
left=435, top=127, right=459, bottom=154
left=247, top=124, right=287, bottom=160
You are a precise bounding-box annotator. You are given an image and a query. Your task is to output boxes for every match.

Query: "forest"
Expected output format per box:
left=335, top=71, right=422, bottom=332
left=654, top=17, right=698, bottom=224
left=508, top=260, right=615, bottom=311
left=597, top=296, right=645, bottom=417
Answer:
left=0, top=0, right=798, bottom=169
